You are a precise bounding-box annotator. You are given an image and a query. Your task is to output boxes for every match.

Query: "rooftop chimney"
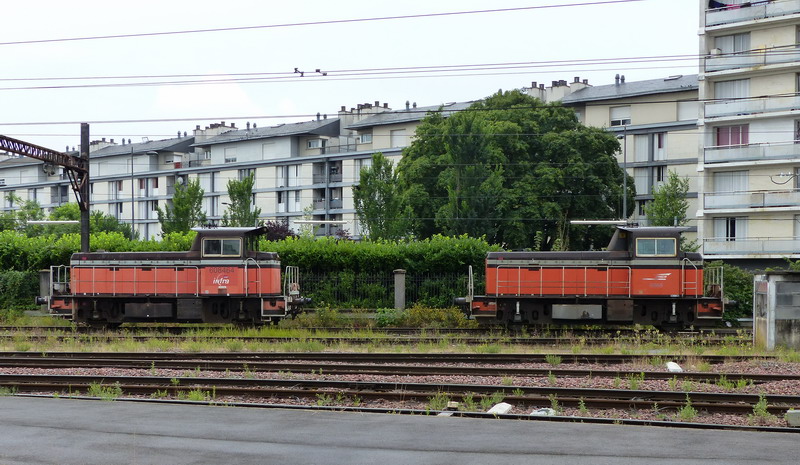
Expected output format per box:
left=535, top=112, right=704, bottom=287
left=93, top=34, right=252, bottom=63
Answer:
left=317, top=112, right=321, bottom=121
left=615, top=74, right=620, bottom=85
left=405, top=100, right=410, bottom=110
left=413, top=102, right=417, bottom=108
left=620, top=75, right=625, bottom=84
left=246, top=122, right=251, bottom=130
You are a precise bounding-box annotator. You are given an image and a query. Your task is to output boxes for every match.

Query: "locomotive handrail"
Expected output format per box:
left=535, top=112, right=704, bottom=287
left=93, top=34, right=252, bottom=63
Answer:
left=494, top=264, right=632, bottom=298
left=72, top=265, right=200, bottom=297
left=243, top=258, right=262, bottom=297
left=680, top=258, right=700, bottom=297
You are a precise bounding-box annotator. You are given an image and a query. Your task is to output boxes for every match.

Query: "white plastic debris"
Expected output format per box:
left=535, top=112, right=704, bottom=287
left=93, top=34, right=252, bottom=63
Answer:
left=530, top=408, right=556, bottom=416
left=487, top=402, right=513, bottom=415
left=666, top=361, right=683, bottom=373
left=786, top=410, right=800, bottom=427
left=446, top=401, right=460, bottom=410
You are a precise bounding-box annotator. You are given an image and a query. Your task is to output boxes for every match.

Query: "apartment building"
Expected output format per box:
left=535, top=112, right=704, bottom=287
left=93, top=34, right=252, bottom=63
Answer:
left=0, top=100, right=475, bottom=239
left=526, top=75, right=702, bottom=241
left=699, top=0, right=800, bottom=267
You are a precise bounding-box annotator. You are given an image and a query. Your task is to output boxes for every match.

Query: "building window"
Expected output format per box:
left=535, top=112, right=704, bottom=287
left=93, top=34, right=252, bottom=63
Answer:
left=224, top=147, right=237, bottom=163
left=714, top=217, right=748, bottom=241
left=713, top=170, right=748, bottom=193
left=714, top=79, right=749, bottom=99
left=390, top=129, right=408, bottom=147
left=238, top=168, right=255, bottom=181
left=307, top=139, right=326, bottom=149
left=714, top=33, right=750, bottom=55
left=637, top=200, right=647, bottom=216
left=715, top=124, right=749, bottom=146
left=610, top=106, right=631, bottom=126
left=358, top=133, right=373, bottom=144
left=654, top=166, right=666, bottom=183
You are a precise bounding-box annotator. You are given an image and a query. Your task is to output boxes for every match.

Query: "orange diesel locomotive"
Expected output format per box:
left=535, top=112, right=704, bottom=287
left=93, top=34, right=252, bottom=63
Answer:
left=42, top=226, right=306, bottom=327
left=459, top=226, right=724, bottom=328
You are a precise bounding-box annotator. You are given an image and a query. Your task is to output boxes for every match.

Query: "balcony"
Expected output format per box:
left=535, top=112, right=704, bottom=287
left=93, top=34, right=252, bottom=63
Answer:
left=704, top=142, right=797, bottom=163
left=329, top=199, right=343, bottom=209
left=704, top=189, right=800, bottom=210
left=704, top=237, right=800, bottom=255
left=706, top=0, right=800, bottom=27
left=705, top=95, right=800, bottom=119
left=312, top=172, right=343, bottom=183
left=313, top=199, right=326, bottom=210
left=705, top=46, right=800, bottom=72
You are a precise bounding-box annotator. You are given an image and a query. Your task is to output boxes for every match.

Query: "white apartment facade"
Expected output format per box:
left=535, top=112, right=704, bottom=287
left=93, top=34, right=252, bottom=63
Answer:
left=699, top=0, right=800, bottom=266
left=527, top=76, right=702, bottom=242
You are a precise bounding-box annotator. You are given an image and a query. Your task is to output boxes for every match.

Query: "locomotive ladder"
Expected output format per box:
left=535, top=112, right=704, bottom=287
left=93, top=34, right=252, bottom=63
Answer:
left=680, top=258, right=701, bottom=297
left=243, top=258, right=262, bottom=296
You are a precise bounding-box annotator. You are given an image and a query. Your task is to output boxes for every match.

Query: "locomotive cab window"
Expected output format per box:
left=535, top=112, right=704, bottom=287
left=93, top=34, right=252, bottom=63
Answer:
left=203, top=238, right=242, bottom=257
left=636, top=238, right=676, bottom=257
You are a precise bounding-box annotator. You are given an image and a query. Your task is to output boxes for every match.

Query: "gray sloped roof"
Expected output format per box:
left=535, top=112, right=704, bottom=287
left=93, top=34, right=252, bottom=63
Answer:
left=346, top=101, right=475, bottom=130
left=193, top=119, right=340, bottom=146
left=561, top=75, right=698, bottom=104
left=90, top=136, right=195, bottom=158
left=0, top=155, right=42, bottom=169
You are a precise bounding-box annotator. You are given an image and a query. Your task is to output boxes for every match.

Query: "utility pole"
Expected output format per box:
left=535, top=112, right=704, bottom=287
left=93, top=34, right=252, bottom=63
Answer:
left=80, top=124, right=90, bottom=253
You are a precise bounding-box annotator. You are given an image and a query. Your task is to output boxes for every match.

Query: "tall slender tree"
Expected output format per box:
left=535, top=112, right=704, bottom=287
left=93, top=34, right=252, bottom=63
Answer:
left=222, top=173, right=261, bottom=227
left=157, top=178, right=207, bottom=234
left=353, top=152, right=409, bottom=240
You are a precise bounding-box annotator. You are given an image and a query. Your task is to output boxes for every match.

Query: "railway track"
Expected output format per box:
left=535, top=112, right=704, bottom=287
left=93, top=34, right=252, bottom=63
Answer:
left=1, top=350, right=796, bottom=432
left=0, top=354, right=793, bottom=384
left=0, top=351, right=770, bottom=365
left=1, top=373, right=797, bottom=417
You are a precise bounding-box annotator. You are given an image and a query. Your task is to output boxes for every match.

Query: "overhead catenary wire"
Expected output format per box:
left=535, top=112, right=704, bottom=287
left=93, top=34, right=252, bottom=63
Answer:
left=0, top=1, right=645, bottom=47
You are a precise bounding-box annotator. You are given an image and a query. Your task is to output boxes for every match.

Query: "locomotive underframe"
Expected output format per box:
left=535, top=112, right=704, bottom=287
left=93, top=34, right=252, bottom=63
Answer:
left=67, top=294, right=293, bottom=326
left=470, top=295, right=723, bottom=329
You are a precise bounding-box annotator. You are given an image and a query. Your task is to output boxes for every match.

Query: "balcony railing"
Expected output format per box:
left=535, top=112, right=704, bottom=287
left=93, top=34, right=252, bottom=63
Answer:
left=314, top=226, right=343, bottom=237
left=705, top=95, right=800, bottom=119
left=706, top=0, right=800, bottom=27
left=704, top=142, right=797, bottom=163
left=312, top=172, right=343, bottom=184
left=704, top=189, right=800, bottom=209
left=705, top=46, right=800, bottom=72
left=313, top=199, right=326, bottom=209
left=329, top=199, right=343, bottom=209
left=704, top=237, right=800, bottom=255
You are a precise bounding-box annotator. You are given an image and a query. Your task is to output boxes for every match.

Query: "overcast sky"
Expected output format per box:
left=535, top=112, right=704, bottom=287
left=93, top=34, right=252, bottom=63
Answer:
left=1, top=0, right=700, bottom=152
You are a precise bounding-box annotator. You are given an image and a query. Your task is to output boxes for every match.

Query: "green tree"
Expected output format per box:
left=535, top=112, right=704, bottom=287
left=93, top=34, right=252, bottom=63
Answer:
left=353, top=152, right=409, bottom=240
left=645, top=170, right=690, bottom=226
left=221, top=173, right=261, bottom=227
left=397, top=90, right=633, bottom=250
left=0, top=193, right=45, bottom=234
left=44, top=203, right=137, bottom=239
left=157, top=178, right=207, bottom=235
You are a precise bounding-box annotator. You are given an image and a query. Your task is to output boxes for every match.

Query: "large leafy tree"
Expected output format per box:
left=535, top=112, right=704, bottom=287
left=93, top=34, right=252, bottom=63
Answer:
left=157, top=178, right=207, bottom=234
left=353, top=152, right=409, bottom=240
left=397, top=90, right=634, bottom=250
left=645, top=170, right=690, bottom=226
left=222, top=173, right=261, bottom=227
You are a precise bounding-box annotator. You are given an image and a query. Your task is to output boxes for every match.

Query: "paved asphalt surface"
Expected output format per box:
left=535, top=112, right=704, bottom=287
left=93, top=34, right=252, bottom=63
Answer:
left=0, top=396, right=797, bottom=464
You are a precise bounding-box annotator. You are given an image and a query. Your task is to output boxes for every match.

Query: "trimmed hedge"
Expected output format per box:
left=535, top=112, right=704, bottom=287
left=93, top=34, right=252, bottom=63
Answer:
left=0, top=270, right=39, bottom=314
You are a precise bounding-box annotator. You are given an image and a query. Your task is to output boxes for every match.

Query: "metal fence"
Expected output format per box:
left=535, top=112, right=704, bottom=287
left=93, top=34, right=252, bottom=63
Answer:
left=298, top=272, right=485, bottom=309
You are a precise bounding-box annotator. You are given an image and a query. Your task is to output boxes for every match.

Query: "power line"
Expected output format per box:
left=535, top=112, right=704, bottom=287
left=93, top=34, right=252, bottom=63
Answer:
left=0, top=1, right=645, bottom=47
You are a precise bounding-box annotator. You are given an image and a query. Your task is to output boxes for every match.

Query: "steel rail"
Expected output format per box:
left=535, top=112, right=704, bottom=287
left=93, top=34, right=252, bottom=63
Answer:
left=0, top=351, right=772, bottom=364
left=1, top=374, right=797, bottom=416
left=0, top=356, right=794, bottom=385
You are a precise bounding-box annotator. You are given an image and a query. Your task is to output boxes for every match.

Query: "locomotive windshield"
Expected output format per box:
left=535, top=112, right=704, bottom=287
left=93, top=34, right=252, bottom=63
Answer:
left=635, top=238, right=676, bottom=257
left=202, top=238, right=242, bottom=257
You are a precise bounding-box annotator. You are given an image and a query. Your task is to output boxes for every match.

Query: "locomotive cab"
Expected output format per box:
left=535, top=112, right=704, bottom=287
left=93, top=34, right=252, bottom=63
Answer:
left=461, top=225, right=724, bottom=329
left=42, top=226, right=305, bottom=327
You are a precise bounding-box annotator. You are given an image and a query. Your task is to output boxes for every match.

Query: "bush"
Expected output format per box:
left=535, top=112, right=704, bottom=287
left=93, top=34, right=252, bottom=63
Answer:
left=706, top=261, right=753, bottom=322
left=399, top=304, right=478, bottom=329
left=0, top=270, right=39, bottom=317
